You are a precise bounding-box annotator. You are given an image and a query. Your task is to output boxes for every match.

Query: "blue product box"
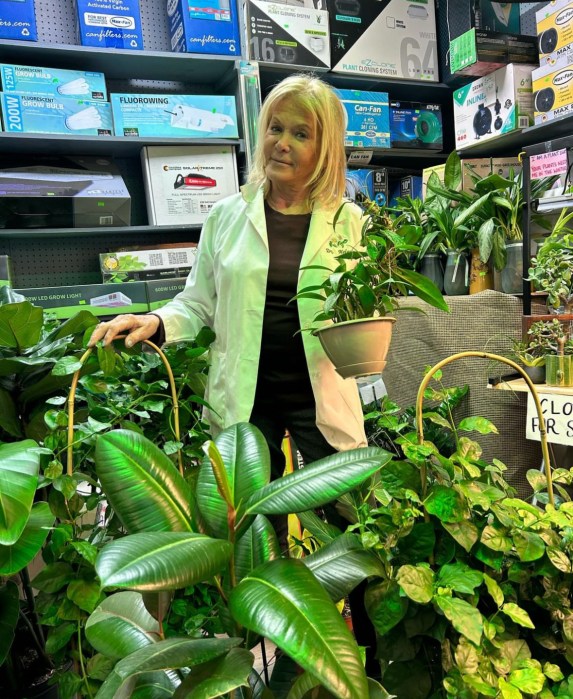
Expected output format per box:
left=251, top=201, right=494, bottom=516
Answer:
left=167, top=0, right=240, bottom=56
left=0, top=0, right=37, bottom=41
left=75, top=0, right=143, bottom=49
left=345, top=167, right=388, bottom=207
left=0, top=93, right=114, bottom=136
left=335, top=89, right=390, bottom=149
left=1, top=64, right=107, bottom=100
left=390, top=101, right=443, bottom=150
left=111, top=93, right=238, bottom=138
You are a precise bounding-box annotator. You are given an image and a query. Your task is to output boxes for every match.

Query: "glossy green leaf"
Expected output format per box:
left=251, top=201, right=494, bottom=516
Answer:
left=0, top=439, right=41, bottom=545
left=458, top=417, right=498, bottom=435
left=0, top=581, right=19, bottom=665
left=442, top=520, right=478, bottom=553
left=365, top=579, right=408, bottom=637
left=396, top=565, right=434, bottom=604
left=234, top=515, right=280, bottom=583
left=498, top=677, right=522, bottom=699
left=0, top=502, right=54, bottom=575
left=95, top=430, right=193, bottom=533
left=171, top=647, right=253, bottom=699
left=67, top=579, right=102, bottom=613
left=245, top=447, right=392, bottom=515
left=435, top=596, right=483, bottom=645
left=130, top=671, right=179, bottom=699
left=96, top=532, right=233, bottom=591
left=425, top=485, right=465, bottom=524
left=0, top=301, right=43, bottom=349
left=393, top=268, right=449, bottom=312
left=0, top=387, right=22, bottom=438
left=229, top=558, right=368, bottom=699
left=297, top=510, right=341, bottom=543
left=483, top=574, right=504, bottom=608
left=501, top=603, right=535, bottom=629
left=32, top=561, right=74, bottom=593
left=508, top=667, right=545, bottom=694
left=436, top=563, right=483, bottom=594
left=513, top=531, right=545, bottom=562
left=86, top=591, right=161, bottom=659
left=46, top=621, right=76, bottom=654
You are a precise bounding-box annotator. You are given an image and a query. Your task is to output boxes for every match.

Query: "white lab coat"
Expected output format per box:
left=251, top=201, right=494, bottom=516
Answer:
left=155, top=183, right=367, bottom=451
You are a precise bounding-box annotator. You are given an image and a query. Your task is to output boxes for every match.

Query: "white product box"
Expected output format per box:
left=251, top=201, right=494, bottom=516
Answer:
left=0, top=0, right=37, bottom=41
left=453, top=64, right=535, bottom=150
left=536, top=0, right=573, bottom=59
left=141, top=145, right=239, bottom=226
left=245, top=0, right=330, bottom=69
left=111, top=93, right=239, bottom=138
left=75, top=0, right=143, bottom=49
left=0, top=64, right=107, bottom=100
left=533, top=54, right=573, bottom=123
left=328, top=0, right=438, bottom=81
left=168, top=0, right=241, bottom=56
left=100, top=247, right=198, bottom=276
left=0, top=93, right=114, bottom=136
left=335, top=88, right=390, bottom=149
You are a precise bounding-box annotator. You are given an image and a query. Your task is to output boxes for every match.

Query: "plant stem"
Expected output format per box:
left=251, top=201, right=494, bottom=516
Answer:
left=77, top=620, right=94, bottom=699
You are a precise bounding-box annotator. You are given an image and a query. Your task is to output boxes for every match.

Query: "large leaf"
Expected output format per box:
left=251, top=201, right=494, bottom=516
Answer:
left=0, top=302, right=43, bottom=349
left=229, top=558, right=368, bottom=699
left=0, top=439, right=41, bottom=545
left=245, top=447, right=392, bottom=515
left=393, top=268, right=449, bottom=312
left=0, top=581, right=19, bottom=665
left=0, top=502, right=54, bottom=575
left=95, top=430, right=193, bottom=533
left=234, top=515, right=280, bottom=583
left=96, top=532, right=233, bottom=591
left=303, top=533, right=385, bottom=601
left=172, top=647, right=253, bottom=698
left=197, top=423, right=271, bottom=540
left=435, top=596, right=483, bottom=645
left=365, top=579, right=408, bottom=636
left=86, top=591, right=161, bottom=659
left=95, top=637, right=243, bottom=699
left=0, top=387, right=22, bottom=438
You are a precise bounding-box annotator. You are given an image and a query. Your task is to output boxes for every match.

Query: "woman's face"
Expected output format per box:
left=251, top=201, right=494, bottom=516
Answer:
left=263, top=100, right=319, bottom=192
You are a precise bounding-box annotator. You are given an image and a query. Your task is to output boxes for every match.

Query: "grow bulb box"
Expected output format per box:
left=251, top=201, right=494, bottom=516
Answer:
left=0, top=0, right=37, bottom=41
left=0, top=64, right=107, bottom=101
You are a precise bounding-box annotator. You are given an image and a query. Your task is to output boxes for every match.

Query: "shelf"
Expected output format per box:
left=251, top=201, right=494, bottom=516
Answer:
left=0, top=40, right=237, bottom=87
left=490, top=377, right=573, bottom=396
left=0, top=224, right=202, bottom=240
left=0, top=133, right=242, bottom=157
left=346, top=148, right=447, bottom=170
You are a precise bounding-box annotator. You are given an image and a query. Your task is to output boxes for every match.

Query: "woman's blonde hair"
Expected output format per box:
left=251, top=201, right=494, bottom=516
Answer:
left=247, top=74, right=347, bottom=210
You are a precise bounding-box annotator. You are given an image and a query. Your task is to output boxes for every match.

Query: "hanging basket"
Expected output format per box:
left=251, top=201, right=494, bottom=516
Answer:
left=314, top=317, right=396, bottom=379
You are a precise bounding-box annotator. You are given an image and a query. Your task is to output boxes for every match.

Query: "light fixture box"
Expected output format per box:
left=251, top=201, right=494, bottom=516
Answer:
left=168, top=0, right=241, bottom=56
left=0, top=155, right=131, bottom=229
left=146, top=278, right=188, bottom=311
left=452, top=63, right=535, bottom=150
left=389, top=100, right=443, bottom=150
left=74, top=0, right=144, bottom=50
left=532, top=52, right=573, bottom=124
left=141, top=145, right=239, bottom=226
left=327, top=0, right=438, bottom=81
left=335, top=88, right=390, bottom=149
left=245, top=0, right=330, bottom=69
left=0, top=0, right=37, bottom=41
left=536, top=0, right=573, bottom=61
left=99, top=246, right=198, bottom=282
left=0, top=63, right=107, bottom=101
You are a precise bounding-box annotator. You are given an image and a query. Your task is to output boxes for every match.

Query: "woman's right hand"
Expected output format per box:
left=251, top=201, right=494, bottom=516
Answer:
left=87, top=314, right=161, bottom=349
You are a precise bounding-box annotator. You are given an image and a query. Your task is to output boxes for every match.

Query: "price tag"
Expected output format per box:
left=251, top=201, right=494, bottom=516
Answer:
left=530, top=149, right=568, bottom=180
left=526, top=392, right=573, bottom=446
left=347, top=150, right=373, bottom=166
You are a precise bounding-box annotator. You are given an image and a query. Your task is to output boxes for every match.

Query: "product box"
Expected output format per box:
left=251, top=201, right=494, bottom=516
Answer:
left=335, top=89, right=390, bottom=149
left=146, top=278, right=187, bottom=311
left=328, top=0, right=438, bottom=80
left=532, top=53, right=573, bottom=123
left=345, top=168, right=388, bottom=207
left=0, top=64, right=107, bottom=101
left=389, top=101, right=443, bottom=150
left=245, top=0, right=330, bottom=69
left=100, top=246, right=198, bottom=283
left=422, top=162, right=446, bottom=198
left=536, top=0, right=573, bottom=60
left=449, top=29, right=538, bottom=78
left=14, top=282, right=148, bottom=319
left=389, top=175, right=423, bottom=206
left=0, top=0, right=37, bottom=41
left=461, top=156, right=521, bottom=190
left=453, top=63, right=535, bottom=149
left=75, top=0, right=144, bottom=49
left=0, top=156, right=131, bottom=229
left=110, top=93, right=238, bottom=138
left=141, top=145, right=239, bottom=226
left=168, top=0, right=241, bottom=56
left=0, top=93, right=114, bottom=136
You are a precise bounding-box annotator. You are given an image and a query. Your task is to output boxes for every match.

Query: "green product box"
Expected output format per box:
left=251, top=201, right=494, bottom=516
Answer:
left=15, top=282, right=148, bottom=318
left=450, top=28, right=537, bottom=77
left=0, top=255, right=12, bottom=286
left=145, top=278, right=187, bottom=311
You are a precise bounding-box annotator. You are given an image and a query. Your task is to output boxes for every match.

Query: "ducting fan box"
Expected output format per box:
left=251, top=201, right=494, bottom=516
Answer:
left=0, top=156, right=131, bottom=229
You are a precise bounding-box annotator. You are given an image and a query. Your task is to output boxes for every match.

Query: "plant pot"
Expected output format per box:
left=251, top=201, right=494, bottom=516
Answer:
left=315, top=317, right=396, bottom=379
left=523, top=364, right=546, bottom=385
left=501, top=241, right=523, bottom=294
left=546, top=355, right=573, bottom=387
left=419, top=254, right=444, bottom=293
left=443, top=250, right=469, bottom=296
left=469, top=248, right=493, bottom=294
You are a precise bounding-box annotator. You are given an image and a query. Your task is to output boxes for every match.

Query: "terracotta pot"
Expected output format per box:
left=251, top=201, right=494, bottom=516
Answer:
left=469, top=248, right=493, bottom=294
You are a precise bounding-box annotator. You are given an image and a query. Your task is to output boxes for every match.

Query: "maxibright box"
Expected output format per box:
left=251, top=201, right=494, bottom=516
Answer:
left=0, top=0, right=37, bottom=41
left=168, top=0, right=241, bottom=56
left=0, top=64, right=107, bottom=101
left=141, top=145, right=239, bottom=226
left=110, top=93, right=238, bottom=138
left=75, top=0, right=144, bottom=49
left=453, top=64, right=535, bottom=150
left=327, top=0, right=438, bottom=81
left=335, top=89, right=390, bottom=149
left=390, top=101, right=443, bottom=150
left=0, top=93, right=114, bottom=136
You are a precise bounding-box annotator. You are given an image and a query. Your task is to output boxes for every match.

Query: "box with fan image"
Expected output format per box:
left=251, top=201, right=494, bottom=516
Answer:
left=0, top=0, right=37, bottom=41
left=453, top=63, right=535, bottom=149
left=345, top=167, right=389, bottom=207
left=0, top=63, right=107, bottom=101
left=532, top=53, right=573, bottom=124
left=168, top=0, right=241, bottom=55
left=389, top=101, right=442, bottom=150
left=536, top=0, right=573, bottom=60
left=335, top=88, right=390, bottom=149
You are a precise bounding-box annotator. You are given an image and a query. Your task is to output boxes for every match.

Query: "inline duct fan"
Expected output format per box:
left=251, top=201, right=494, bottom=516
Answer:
left=473, top=104, right=492, bottom=139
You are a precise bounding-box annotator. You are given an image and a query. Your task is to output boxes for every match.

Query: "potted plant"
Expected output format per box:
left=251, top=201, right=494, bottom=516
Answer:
left=294, top=199, right=449, bottom=379
left=527, top=318, right=573, bottom=387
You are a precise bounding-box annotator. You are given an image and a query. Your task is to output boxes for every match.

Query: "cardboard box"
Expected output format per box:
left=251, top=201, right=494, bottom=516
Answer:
left=0, top=93, right=114, bottom=136
left=328, top=0, right=438, bottom=80
left=449, top=29, right=538, bottom=77
left=453, top=64, right=535, bottom=149
left=335, top=89, right=390, bottom=149
left=422, top=157, right=521, bottom=198
left=422, top=162, right=446, bottom=199
left=0, top=64, right=107, bottom=100
left=168, top=0, right=241, bottom=56
left=536, top=1, right=573, bottom=59
left=245, top=0, right=330, bottom=69
left=146, top=278, right=187, bottom=311
left=0, top=155, right=131, bottom=228
left=110, top=93, right=238, bottom=138
left=100, top=246, right=197, bottom=282
left=0, top=0, right=37, bottom=41
left=389, top=100, right=442, bottom=150
left=15, top=282, right=148, bottom=319
left=345, top=167, right=388, bottom=207
left=141, top=145, right=239, bottom=226
left=532, top=53, right=573, bottom=123
left=75, top=0, right=144, bottom=49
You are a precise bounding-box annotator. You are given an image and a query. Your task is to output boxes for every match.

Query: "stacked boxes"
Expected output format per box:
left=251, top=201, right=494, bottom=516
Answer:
left=74, top=0, right=144, bottom=50
left=0, top=0, right=37, bottom=41
left=168, top=0, right=241, bottom=56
